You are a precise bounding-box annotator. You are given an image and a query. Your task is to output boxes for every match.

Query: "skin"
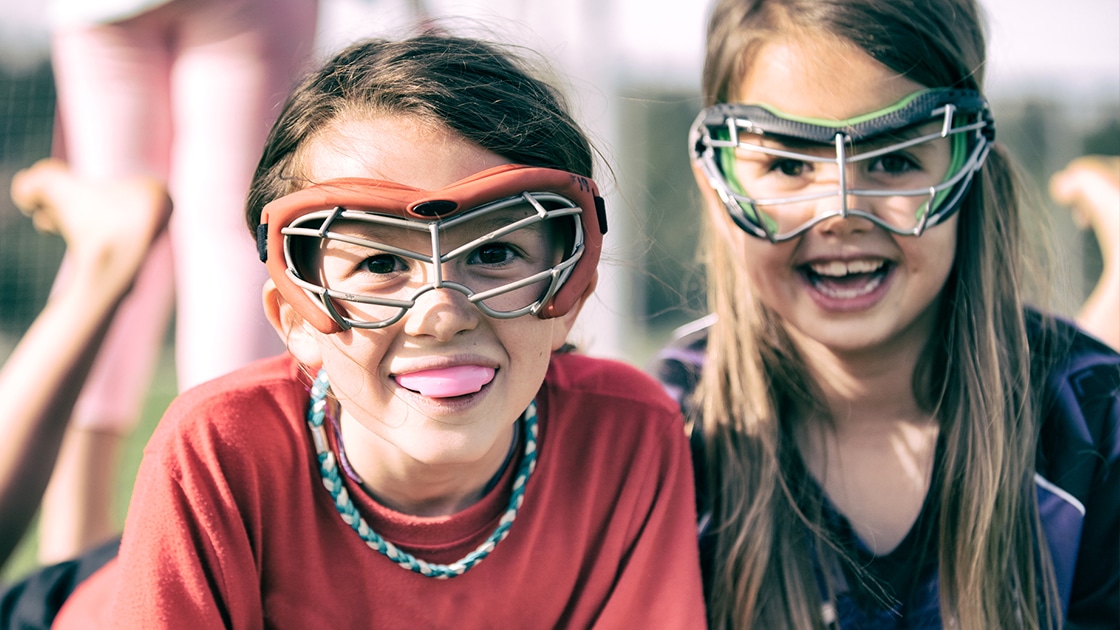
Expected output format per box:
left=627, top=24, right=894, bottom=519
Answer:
left=698, top=31, right=954, bottom=553
left=1050, top=155, right=1120, bottom=351
left=264, top=113, right=583, bottom=517
left=0, top=159, right=170, bottom=568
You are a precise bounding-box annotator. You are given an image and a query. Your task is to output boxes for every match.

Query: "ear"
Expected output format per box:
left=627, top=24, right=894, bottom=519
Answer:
left=262, top=278, right=323, bottom=368
left=551, top=272, right=597, bottom=350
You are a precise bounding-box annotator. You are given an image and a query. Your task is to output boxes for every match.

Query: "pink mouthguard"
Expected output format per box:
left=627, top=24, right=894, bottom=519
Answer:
left=395, top=365, right=496, bottom=398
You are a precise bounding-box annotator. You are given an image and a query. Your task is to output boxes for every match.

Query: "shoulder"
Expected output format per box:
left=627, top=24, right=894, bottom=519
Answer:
left=545, top=351, right=681, bottom=417
left=537, top=352, right=694, bottom=493
left=1027, top=312, right=1120, bottom=624
left=144, top=354, right=312, bottom=481
left=1029, top=312, right=1119, bottom=494
left=540, top=353, right=689, bottom=449
left=649, top=315, right=714, bottom=413
left=122, top=355, right=316, bottom=576
left=160, top=354, right=309, bottom=428
left=1029, top=312, right=1119, bottom=435
left=1028, top=310, right=1120, bottom=380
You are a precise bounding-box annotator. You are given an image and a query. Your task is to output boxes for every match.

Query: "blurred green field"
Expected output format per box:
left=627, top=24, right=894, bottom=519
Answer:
left=1, top=345, right=178, bottom=583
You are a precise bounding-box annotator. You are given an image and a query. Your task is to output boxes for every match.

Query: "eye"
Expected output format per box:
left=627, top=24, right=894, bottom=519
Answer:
left=468, top=242, right=519, bottom=267
left=869, top=153, right=920, bottom=175
left=361, top=253, right=407, bottom=275
left=770, top=159, right=807, bottom=177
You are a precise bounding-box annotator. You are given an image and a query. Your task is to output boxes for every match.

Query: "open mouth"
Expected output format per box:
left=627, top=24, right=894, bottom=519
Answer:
left=803, top=258, right=891, bottom=299
left=394, top=365, right=497, bottom=399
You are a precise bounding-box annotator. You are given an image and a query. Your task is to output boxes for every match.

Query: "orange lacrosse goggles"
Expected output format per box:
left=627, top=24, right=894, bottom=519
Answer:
left=257, top=164, right=607, bottom=334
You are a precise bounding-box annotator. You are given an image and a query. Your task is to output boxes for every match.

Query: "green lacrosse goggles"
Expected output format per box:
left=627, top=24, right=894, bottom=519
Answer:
left=689, top=88, right=995, bottom=242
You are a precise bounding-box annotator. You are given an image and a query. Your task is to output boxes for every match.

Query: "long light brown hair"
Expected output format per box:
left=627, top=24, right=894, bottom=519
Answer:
left=695, top=0, right=1059, bottom=627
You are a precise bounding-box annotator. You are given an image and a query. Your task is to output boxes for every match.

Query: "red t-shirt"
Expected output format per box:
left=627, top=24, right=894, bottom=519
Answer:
left=54, top=352, right=706, bottom=629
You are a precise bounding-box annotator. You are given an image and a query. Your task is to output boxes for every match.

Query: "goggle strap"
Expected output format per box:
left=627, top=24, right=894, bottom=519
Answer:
left=705, top=89, right=989, bottom=145
left=595, top=196, right=608, bottom=234
left=257, top=224, right=269, bottom=262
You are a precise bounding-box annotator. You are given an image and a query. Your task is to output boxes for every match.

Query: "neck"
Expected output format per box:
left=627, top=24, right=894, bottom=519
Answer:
left=786, top=323, right=942, bottom=554
left=337, top=408, right=517, bottom=517
left=788, top=321, right=931, bottom=428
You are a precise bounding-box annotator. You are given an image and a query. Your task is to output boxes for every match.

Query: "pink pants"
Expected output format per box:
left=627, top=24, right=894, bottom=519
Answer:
left=51, top=0, right=319, bottom=431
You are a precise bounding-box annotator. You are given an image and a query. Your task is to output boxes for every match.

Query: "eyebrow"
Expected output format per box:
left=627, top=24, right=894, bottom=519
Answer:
left=741, top=121, right=944, bottom=154
left=849, top=132, right=949, bottom=163
left=325, top=205, right=554, bottom=253
left=737, top=134, right=833, bottom=156
left=447, top=203, right=554, bottom=236
left=319, top=221, right=431, bottom=262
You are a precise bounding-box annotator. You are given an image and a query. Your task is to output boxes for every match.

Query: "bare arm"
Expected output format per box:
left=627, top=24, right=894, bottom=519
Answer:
left=1050, top=155, right=1120, bottom=352
left=0, top=160, right=170, bottom=567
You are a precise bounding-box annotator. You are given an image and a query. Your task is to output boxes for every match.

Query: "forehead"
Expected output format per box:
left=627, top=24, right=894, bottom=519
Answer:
left=299, top=113, right=512, bottom=190
left=734, top=32, right=927, bottom=121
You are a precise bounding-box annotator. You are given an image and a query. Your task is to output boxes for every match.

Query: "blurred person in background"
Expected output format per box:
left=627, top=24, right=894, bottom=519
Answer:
left=38, top=0, right=318, bottom=563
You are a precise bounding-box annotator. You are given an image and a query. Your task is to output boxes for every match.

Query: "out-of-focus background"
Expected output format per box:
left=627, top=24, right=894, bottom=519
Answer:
left=1, top=0, right=1117, bottom=579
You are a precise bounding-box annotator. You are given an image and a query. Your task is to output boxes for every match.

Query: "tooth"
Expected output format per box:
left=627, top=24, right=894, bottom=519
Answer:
left=812, top=261, right=849, bottom=276
left=810, top=259, right=883, bottom=276
left=816, top=274, right=884, bottom=298
left=847, top=259, right=882, bottom=274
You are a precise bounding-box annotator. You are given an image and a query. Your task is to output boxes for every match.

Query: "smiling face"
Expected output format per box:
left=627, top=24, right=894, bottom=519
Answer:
left=268, top=113, right=580, bottom=478
left=703, top=31, right=958, bottom=358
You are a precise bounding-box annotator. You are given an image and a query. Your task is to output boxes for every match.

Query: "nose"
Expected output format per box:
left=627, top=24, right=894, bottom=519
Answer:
left=810, top=153, right=880, bottom=236
left=401, top=281, right=481, bottom=342
left=814, top=210, right=875, bottom=237
left=812, top=167, right=876, bottom=237
left=788, top=163, right=873, bottom=236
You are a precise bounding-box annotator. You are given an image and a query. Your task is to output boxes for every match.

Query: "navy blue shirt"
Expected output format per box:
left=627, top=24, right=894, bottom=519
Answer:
left=653, top=312, right=1119, bottom=628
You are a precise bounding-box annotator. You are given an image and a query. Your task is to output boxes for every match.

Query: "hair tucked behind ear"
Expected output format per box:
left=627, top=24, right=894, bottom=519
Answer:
left=245, top=33, right=595, bottom=233
left=696, top=0, right=1060, bottom=628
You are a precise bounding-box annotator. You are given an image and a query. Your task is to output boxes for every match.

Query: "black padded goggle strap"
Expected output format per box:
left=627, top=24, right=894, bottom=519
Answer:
left=698, top=89, right=994, bottom=145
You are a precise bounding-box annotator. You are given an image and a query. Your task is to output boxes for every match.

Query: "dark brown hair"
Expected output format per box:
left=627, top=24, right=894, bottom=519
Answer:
left=245, top=33, right=594, bottom=232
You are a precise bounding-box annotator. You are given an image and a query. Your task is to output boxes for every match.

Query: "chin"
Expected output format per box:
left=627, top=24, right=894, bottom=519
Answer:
left=407, top=430, right=502, bottom=466
left=787, top=314, right=901, bottom=355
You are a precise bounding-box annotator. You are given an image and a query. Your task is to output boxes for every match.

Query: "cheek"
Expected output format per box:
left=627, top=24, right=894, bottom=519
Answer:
left=487, top=321, right=554, bottom=411
left=318, top=331, right=393, bottom=393
left=904, top=219, right=958, bottom=279
left=740, top=238, right=797, bottom=298
left=930, top=237, right=958, bottom=293
left=512, top=321, right=556, bottom=361
left=496, top=320, right=558, bottom=386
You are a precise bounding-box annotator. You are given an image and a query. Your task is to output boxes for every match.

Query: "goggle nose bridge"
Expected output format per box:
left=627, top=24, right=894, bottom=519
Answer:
left=835, top=133, right=849, bottom=219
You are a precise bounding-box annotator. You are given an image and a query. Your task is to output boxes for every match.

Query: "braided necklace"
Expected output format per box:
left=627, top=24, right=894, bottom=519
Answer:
left=305, top=368, right=538, bottom=579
